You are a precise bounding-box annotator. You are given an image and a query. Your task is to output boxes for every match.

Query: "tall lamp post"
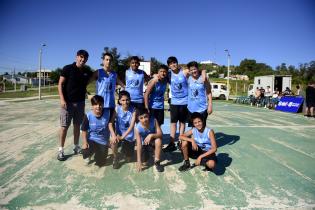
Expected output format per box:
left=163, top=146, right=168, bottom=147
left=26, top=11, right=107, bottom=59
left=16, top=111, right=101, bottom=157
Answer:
left=38, top=43, right=46, bottom=100
left=224, top=49, right=231, bottom=101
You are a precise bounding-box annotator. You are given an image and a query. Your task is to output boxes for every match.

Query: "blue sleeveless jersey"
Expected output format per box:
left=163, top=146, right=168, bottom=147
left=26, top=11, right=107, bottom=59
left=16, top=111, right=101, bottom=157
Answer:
left=187, top=76, right=208, bottom=112
left=149, top=80, right=167, bottom=109
left=136, top=117, right=155, bottom=145
left=96, top=69, right=117, bottom=108
left=115, top=105, right=135, bottom=142
left=192, top=127, right=212, bottom=151
left=125, top=69, right=145, bottom=103
left=84, top=110, right=110, bottom=145
left=170, top=69, right=188, bottom=105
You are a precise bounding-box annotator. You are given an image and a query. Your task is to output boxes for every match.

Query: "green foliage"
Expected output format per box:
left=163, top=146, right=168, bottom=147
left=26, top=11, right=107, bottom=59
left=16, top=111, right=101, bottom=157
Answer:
left=50, top=68, right=62, bottom=84
left=150, top=57, right=163, bottom=75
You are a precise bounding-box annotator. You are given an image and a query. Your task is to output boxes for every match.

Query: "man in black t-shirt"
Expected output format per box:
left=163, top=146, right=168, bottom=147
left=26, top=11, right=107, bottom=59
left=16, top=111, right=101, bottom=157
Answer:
left=57, top=50, right=93, bottom=161
left=305, top=80, right=315, bottom=118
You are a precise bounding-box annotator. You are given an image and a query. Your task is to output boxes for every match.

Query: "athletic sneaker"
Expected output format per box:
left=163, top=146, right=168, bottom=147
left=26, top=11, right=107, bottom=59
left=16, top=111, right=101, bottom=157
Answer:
left=73, top=146, right=82, bottom=155
left=178, top=160, right=191, bottom=172
left=57, top=151, right=66, bottom=161
left=154, top=161, right=164, bottom=172
left=113, top=158, right=119, bottom=169
left=84, top=156, right=91, bottom=165
left=163, top=142, right=177, bottom=152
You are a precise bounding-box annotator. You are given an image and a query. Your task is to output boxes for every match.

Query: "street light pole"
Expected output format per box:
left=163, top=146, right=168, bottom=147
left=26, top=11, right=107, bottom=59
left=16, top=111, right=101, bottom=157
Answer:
left=38, top=43, right=46, bottom=100
left=224, top=49, right=231, bottom=101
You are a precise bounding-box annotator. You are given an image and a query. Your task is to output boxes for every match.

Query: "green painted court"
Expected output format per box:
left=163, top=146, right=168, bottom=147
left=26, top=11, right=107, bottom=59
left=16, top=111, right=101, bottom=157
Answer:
left=0, top=99, right=314, bottom=209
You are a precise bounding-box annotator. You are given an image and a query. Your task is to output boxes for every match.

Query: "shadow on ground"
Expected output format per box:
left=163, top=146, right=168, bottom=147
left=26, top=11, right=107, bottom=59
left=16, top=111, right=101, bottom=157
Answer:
left=215, top=132, right=240, bottom=148
left=213, top=153, right=232, bottom=175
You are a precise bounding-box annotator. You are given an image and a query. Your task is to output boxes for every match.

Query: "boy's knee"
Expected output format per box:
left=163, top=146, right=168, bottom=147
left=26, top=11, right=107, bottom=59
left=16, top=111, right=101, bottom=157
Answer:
left=181, top=141, right=188, bottom=148
left=206, top=160, right=216, bottom=169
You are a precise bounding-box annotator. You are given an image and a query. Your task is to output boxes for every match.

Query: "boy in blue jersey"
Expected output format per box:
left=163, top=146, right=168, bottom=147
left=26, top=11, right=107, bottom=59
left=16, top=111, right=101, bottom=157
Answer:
left=144, top=64, right=168, bottom=126
left=163, top=56, right=190, bottom=152
left=135, top=109, right=164, bottom=172
left=163, top=57, right=209, bottom=152
left=113, top=91, right=137, bottom=162
left=125, top=56, right=151, bottom=110
left=92, top=52, right=125, bottom=118
left=81, top=95, right=119, bottom=168
left=178, top=112, right=217, bottom=172
left=186, top=61, right=212, bottom=126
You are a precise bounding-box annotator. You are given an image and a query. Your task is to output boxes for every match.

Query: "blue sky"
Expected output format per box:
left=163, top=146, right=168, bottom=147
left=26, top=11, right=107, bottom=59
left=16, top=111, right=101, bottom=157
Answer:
left=0, top=0, right=314, bottom=74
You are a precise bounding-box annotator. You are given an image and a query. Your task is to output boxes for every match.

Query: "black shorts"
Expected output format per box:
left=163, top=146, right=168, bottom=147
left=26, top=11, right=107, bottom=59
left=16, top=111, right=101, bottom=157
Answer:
left=187, top=110, right=208, bottom=127
left=170, top=104, right=188, bottom=123
left=305, top=99, right=315, bottom=108
left=81, top=141, right=108, bottom=166
left=150, top=108, right=164, bottom=125
left=131, top=102, right=145, bottom=110
left=187, top=142, right=217, bottom=166
left=141, top=145, right=153, bottom=163
left=119, top=140, right=135, bottom=158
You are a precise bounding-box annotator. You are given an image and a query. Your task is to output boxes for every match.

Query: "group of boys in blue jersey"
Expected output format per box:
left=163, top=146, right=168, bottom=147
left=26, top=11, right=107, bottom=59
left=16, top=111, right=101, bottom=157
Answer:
left=57, top=50, right=218, bottom=173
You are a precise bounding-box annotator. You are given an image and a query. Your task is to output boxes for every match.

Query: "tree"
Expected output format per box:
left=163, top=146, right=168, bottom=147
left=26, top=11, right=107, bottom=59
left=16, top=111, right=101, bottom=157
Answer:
left=102, top=47, right=121, bottom=71
left=150, top=57, right=163, bottom=75
left=50, top=68, right=62, bottom=84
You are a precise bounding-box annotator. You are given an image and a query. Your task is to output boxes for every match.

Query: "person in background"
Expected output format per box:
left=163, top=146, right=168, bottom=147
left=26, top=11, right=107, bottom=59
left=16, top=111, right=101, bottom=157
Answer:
left=305, top=80, right=315, bottom=118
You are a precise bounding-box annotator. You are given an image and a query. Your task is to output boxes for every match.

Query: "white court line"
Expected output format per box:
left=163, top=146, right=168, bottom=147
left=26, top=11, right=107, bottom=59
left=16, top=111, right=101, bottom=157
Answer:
left=251, top=144, right=315, bottom=185
left=270, top=138, right=315, bottom=159
left=209, top=125, right=315, bottom=128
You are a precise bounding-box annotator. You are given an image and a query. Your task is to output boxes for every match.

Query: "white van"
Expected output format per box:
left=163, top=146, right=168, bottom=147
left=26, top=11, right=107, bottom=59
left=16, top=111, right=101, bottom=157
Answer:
left=211, top=83, right=229, bottom=100
left=248, top=75, right=292, bottom=96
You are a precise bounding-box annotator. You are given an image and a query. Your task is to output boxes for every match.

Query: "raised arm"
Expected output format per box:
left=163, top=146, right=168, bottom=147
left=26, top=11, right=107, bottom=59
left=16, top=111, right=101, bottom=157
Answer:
left=144, top=79, right=157, bottom=110
left=144, top=72, right=151, bottom=83
left=205, top=79, right=213, bottom=115
left=116, top=77, right=125, bottom=89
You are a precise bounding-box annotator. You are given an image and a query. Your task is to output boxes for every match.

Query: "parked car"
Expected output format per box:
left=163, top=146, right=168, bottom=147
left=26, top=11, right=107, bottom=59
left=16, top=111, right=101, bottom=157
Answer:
left=211, top=83, right=229, bottom=100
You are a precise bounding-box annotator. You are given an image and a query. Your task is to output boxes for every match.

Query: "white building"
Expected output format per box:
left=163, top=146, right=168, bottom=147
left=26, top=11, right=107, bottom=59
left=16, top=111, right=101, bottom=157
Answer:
left=139, top=61, right=151, bottom=76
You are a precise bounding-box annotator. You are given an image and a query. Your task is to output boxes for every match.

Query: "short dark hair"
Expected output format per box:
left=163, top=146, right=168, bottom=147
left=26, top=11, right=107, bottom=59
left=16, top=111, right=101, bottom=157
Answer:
left=187, top=61, right=199, bottom=69
left=190, top=112, right=203, bottom=122
left=159, top=64, right=169, bottom=72
left=91, top=95, right=104, bottom=106
left=130, top=56, right=140, bottom=63
left=137, top=108, right=149, bottom=118
left=167, top=56, right=178, bottom=65
left=102, top=52, right=113, bottom=60
left=118, top=90, right=131, bottom=105
left=77, top=49, right=89, bottom=59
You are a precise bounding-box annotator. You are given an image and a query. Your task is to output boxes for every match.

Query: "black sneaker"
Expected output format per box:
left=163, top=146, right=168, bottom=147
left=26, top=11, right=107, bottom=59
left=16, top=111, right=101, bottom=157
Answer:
left=113, top=158, right=119, bottom=169
left=57, top=151, right=66, bottom=161
left=163, top=142, right=177, bottom=152
left=73, top=146, right=82, bottom=155
left=154, top=161, right=164, bottom=172
left=178, top=160, right=191, bottom=172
